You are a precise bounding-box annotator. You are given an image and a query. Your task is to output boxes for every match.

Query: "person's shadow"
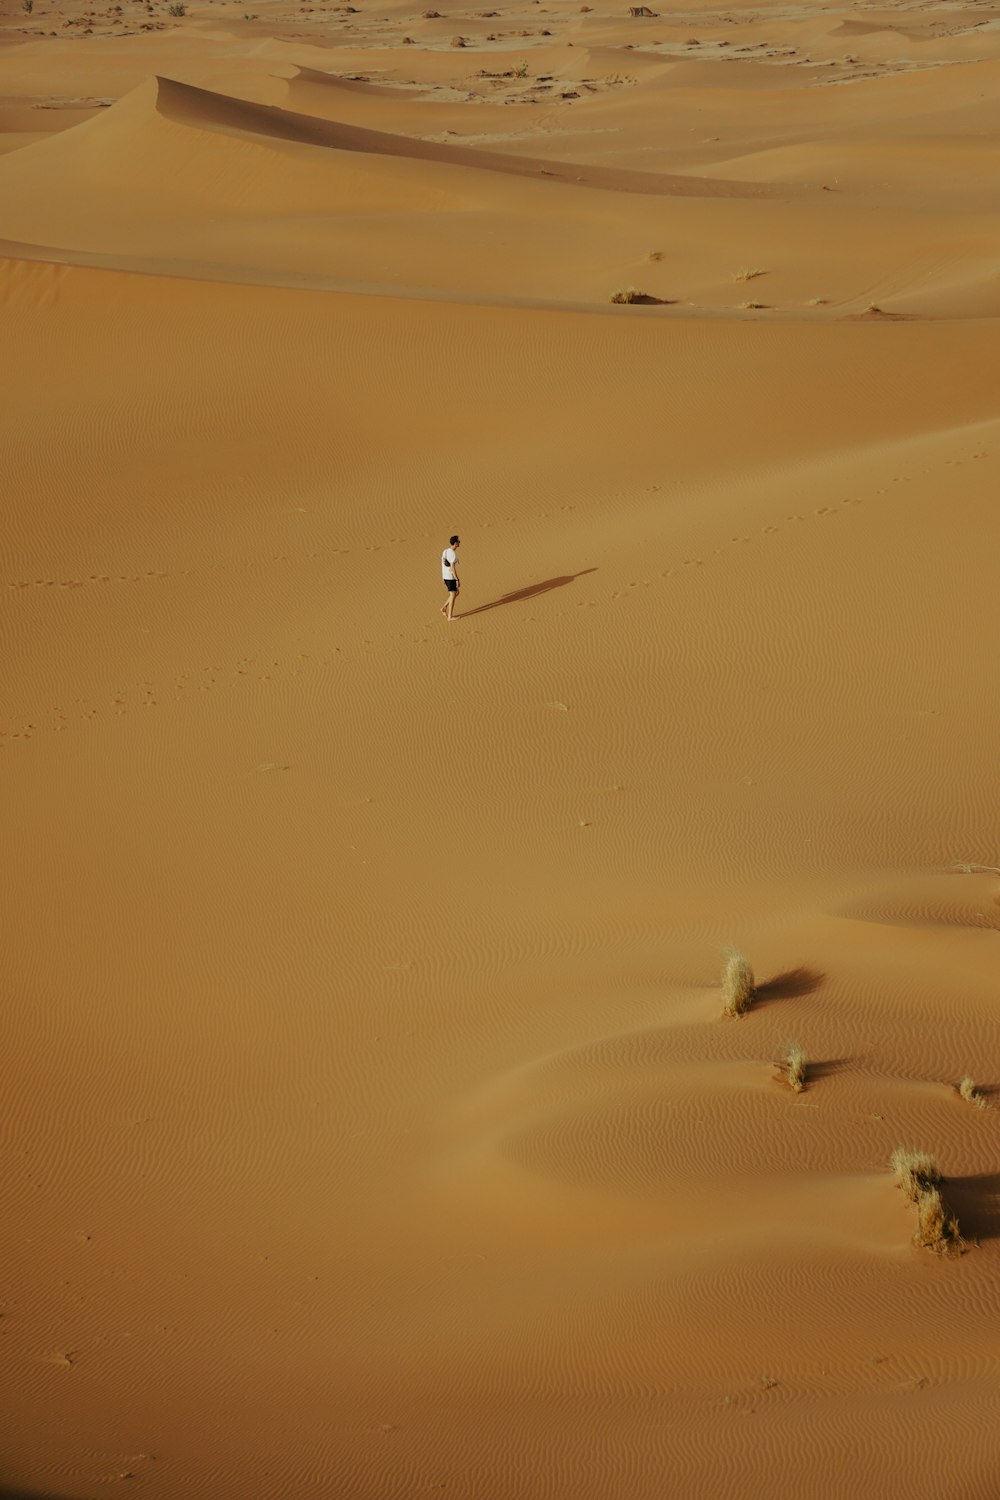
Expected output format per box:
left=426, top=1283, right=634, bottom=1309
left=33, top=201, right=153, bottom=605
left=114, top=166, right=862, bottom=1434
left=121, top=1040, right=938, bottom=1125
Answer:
left=462, top=568, right=597, bottom=617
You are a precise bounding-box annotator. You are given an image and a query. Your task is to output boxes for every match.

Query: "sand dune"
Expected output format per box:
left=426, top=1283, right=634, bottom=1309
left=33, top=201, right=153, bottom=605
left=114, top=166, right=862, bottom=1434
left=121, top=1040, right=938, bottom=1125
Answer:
left=3, top=0, right=1000, bottom=1495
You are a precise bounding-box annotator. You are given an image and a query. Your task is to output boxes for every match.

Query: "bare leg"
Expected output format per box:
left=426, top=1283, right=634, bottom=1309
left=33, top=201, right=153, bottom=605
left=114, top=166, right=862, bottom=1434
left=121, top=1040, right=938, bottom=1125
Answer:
left=441, top=586, right=459, bottom=620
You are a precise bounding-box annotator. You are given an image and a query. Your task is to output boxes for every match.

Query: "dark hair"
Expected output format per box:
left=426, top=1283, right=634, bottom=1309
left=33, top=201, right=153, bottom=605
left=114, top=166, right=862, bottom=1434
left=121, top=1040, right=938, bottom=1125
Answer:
left=449, top=535, right=460, bottom=546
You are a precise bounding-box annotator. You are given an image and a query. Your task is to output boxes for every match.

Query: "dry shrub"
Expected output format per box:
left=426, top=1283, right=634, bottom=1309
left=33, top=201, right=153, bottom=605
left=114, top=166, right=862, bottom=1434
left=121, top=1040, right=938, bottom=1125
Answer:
left=722, top=950, right=754, bottom=1018
left=786, top=1044, right=807, bottom=1093
left=450, top=33, right=466, bottom=45
left=891, top=1148, right=963, bottom=1253
left=914, top=1187, right=963, bottom=1251
left=959, top=1076, right=987, bottom=1110
left=740, top=301, right=766, bottom=310
left=609, top=287, right=645, bottom=304
left=733, top=267, right=766, bottom=282
left=890, top=1147, right=940, bottom=1204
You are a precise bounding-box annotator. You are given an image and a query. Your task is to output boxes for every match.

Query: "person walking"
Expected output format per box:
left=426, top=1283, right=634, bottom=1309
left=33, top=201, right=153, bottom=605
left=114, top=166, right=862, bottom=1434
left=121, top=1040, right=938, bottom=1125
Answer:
left=440, top=535, right=461, bottom=620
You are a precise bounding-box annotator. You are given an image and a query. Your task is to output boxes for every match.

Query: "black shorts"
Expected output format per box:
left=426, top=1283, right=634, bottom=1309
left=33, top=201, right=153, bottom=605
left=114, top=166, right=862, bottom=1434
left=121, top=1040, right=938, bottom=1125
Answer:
left=444, top=579, right=458, bottom=592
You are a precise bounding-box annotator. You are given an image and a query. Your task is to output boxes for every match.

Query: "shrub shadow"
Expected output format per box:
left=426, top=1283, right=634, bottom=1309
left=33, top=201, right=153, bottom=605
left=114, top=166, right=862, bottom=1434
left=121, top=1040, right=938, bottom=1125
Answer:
left=754, top=966, right=825, bottom=1006
left=805, top=1057, right=852, bottom=1080
left=1, top=1487, right=79, bottom=1500
left=942, top=1171, right=1000, bottom=1243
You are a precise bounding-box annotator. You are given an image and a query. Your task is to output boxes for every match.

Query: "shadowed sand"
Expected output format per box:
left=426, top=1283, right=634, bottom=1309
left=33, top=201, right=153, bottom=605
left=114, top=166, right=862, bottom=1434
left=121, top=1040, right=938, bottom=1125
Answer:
left=461, top=568, right=598, bottom=616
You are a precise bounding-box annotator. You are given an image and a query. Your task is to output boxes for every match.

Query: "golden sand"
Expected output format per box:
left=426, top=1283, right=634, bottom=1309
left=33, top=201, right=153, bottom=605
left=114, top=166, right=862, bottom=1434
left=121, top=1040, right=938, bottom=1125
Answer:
left=2, top=0, right=1000, bottom=1492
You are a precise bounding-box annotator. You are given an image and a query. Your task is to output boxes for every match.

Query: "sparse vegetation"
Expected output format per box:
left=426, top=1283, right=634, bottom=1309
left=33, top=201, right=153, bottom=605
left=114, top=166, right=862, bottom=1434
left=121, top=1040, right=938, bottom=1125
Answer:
left=785, top=1043, right=807, bottom=1093
left=722, top=950, right=754, bottom=1018
left=733, top=267, right=766, bottom=282
left=807, top=297, right=827, bottom=306
left=450, top=33, right=466, bottom=45
left=959, top=1076, right=987, bottom=1110
left=914, top=1186, right=963, bottom=1251
left=891, top=1147, right=941, bottom=1203
left=648, top=249, right=664, bottom=261
left=167, top=2, right=185, bottom=13
left=609, top=287, right=646, bottom=304
left=891, top=1148, right=963, bottom=1252
left=740, top=301, right=766, bottom=310
left=514, top=59, right=529, bottom=77
left=22, top=0, right=34, bottom=13
left=914, top=1186, right=946, bottom=1247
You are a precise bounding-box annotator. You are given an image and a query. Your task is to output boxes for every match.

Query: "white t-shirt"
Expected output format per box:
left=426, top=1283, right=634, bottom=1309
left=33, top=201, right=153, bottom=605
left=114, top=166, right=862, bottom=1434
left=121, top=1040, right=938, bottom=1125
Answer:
left=441, top=547, right=458, bottom=581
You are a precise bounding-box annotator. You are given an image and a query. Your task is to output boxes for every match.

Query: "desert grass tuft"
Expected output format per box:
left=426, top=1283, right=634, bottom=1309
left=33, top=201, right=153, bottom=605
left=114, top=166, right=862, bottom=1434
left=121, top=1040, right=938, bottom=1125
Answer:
left=722, top=950, right=754, bottom=1018
left=610, top=287, right=646, bottom=304
left=785, top=1043, right=807, bottom=1093
left=959, top=1075, right=988, bottom=1110
left=890, top=1147, right=940, bottom=1204
left=733, top=267, right=766, bottom=283
left=914, top=1186, right=963, bottom=1251
left=740, top=300, right=766, bottom=310
left=891, top=1148, right=963, bottom=1252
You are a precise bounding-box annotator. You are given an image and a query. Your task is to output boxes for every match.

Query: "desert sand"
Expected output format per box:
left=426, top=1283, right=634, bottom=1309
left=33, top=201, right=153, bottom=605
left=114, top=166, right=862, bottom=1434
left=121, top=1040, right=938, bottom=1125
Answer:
left=2, top=0, right=1000, bottom=1492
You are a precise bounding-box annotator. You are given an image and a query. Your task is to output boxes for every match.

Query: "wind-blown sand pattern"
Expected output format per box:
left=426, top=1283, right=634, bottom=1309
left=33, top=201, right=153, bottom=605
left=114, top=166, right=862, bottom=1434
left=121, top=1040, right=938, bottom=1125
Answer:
left=2, top=0, right=1000, bottom=1491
